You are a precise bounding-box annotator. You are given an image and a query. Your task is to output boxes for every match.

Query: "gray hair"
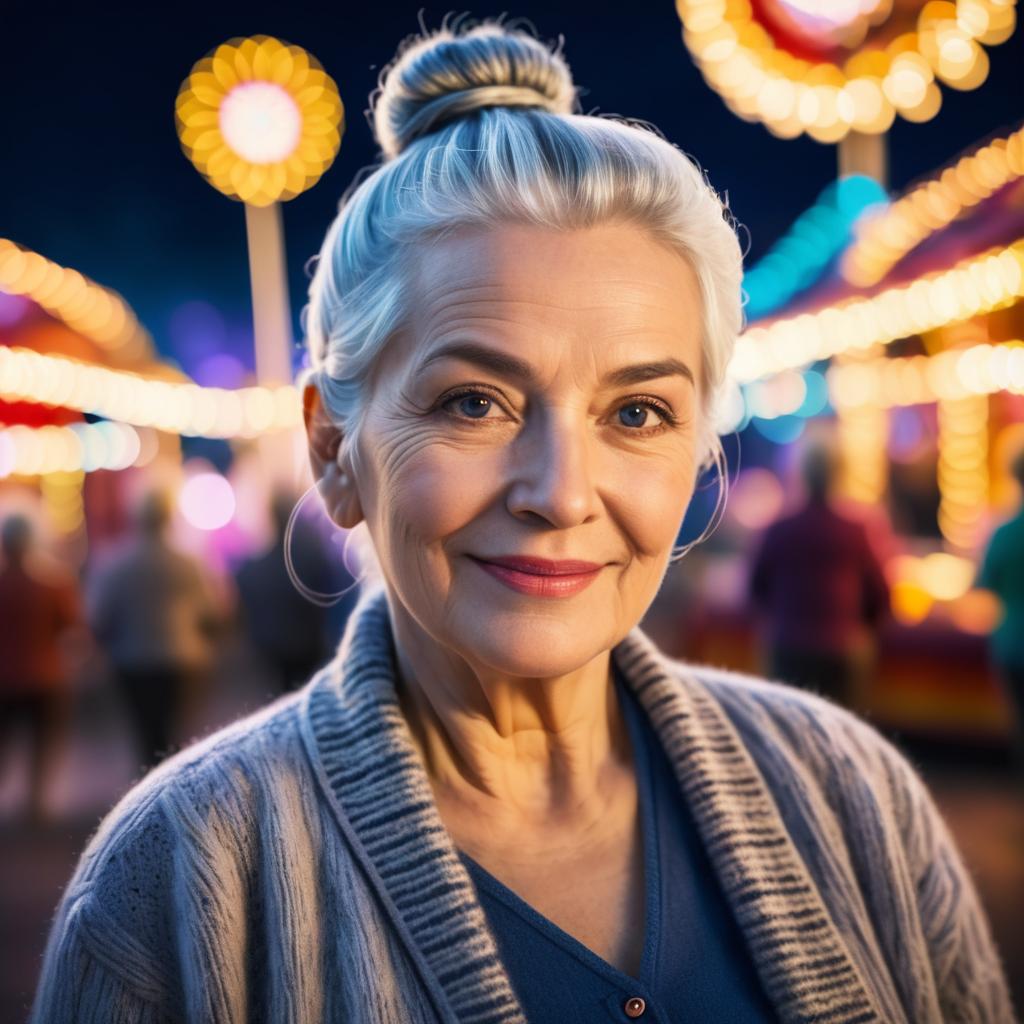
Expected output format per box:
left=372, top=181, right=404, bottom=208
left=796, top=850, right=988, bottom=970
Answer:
left=300, top=16, right=744, bottom=572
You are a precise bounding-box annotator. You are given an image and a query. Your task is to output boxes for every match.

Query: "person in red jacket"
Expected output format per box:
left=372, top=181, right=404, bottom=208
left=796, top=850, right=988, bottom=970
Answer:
left=0, top=513, right=82, bottom=823
left=748, top=442, right=891, bottom=707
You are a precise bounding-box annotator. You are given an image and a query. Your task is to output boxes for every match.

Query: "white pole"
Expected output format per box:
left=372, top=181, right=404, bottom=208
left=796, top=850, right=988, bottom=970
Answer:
left=243, top=201, right=299, bottom=486
left=244, top=201, right=293, bottom=386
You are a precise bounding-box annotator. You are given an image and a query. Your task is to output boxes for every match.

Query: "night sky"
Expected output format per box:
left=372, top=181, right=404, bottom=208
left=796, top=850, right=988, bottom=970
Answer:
left=3, top=3, right=1023, bottom=381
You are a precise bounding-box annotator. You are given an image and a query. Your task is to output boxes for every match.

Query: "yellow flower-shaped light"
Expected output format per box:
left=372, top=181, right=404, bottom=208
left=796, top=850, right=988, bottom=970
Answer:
left=176, top=35, right=344, bottom=206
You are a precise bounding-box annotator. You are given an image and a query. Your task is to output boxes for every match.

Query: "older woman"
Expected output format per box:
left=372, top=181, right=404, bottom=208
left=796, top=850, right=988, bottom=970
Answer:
left=31, top=19, right=1014, bottom=1024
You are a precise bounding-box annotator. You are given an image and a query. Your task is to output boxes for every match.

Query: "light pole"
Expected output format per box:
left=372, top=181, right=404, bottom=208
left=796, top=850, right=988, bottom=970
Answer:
left=176, top=34, right=344, bottom=483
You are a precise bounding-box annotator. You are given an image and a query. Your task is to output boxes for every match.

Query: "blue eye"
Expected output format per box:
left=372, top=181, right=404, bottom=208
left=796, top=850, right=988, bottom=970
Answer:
left=453, top=394, right=492, bottom=418
left=440, top=388, right=676, bottom=434
left=618, top=402, right=651, bottom=428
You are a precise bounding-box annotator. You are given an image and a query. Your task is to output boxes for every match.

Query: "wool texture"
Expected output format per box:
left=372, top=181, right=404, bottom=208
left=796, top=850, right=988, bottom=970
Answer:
left=31, top=586, right=1017, bottom=1023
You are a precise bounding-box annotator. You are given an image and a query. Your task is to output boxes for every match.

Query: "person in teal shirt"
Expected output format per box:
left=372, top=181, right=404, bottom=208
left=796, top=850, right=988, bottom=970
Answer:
left=976, top=444, right=1024, bottom=774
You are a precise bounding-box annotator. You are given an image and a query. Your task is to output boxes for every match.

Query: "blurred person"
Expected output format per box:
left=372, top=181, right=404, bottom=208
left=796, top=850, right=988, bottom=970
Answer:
left=86, top=488, right=220, bottom=769
left=234, top=489, right=336, bottom=695
left=748, top=440, right=891, bottom=706
left=32, top=21, right=1013, bottom=1024
left=976, top=444, right=1024, bottom=775
left=0, top=513, right=82, bottom=824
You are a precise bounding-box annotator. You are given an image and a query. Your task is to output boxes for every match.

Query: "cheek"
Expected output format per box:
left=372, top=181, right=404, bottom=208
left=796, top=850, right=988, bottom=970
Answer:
left=369, top=426, right=506, bottom=547
left=609, top=451, right=697, bottom=559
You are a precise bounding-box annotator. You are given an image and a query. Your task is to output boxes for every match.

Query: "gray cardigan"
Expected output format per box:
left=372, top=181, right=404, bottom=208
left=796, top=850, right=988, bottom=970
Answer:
left=31, top=587, right=1016, bottom=1023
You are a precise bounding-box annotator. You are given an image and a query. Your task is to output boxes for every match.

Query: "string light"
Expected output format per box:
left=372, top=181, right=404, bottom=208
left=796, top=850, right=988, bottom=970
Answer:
left=40, top=470, right=85, bottom=534
left=744, top=174, right=888, bottom=320
left=937, top=394, right=989, bottom=549
left=707, top=339, right=1022, bottom=430
left=677, top=0, right=1014, bottom=143
left=0, top=239, right=153, bottom=362
left=0, top=346, right=302, bottom=439
left=730, top=239, right=1024, bottom=384
left=0, top=421, right=146, bottom=478
left=826, top=340, right=1024, bottom=411
left=842, top=124, right=1024, bottom=286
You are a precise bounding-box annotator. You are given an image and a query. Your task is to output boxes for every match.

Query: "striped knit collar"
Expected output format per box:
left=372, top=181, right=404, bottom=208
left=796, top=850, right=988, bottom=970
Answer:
left=302, top=588, right=883, bottom=1024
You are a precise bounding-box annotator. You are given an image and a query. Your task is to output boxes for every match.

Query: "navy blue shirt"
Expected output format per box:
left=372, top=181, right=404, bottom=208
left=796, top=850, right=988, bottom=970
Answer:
left=458, top=669, right=778, bottom=1023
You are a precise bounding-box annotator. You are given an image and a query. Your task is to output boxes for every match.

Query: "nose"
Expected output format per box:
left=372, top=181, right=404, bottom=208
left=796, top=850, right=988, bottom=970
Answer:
left=505, top=407, right=602, bottom=529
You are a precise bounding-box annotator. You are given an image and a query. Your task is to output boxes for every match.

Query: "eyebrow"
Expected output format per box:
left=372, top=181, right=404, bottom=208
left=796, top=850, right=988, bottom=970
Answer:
left=417, top=340, right=696, bottom=390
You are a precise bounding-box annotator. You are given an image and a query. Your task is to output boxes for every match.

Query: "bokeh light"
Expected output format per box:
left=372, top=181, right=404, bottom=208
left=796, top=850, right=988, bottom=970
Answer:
left=744, top=175, right=888, bottom=320
left=179, top=470, right=236, bottom=531
left=728, top=468, right=787, bottom=531
left=175, top=35, right=344, bottom=206
left=677, top=0, right=1014, bottom=142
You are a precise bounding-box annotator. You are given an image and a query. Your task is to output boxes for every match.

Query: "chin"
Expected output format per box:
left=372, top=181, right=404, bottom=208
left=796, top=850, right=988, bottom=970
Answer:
left=451, top=602, right=617, bottom=679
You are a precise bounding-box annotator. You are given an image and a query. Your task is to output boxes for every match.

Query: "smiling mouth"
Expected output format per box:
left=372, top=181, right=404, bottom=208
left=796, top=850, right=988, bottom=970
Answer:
left=467, top=556, right=604, bottom=598
left=468, top=555, right=605, bottom=575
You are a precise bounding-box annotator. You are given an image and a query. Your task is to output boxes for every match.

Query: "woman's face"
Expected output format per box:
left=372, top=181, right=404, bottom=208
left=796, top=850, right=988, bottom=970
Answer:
left=349, top=222, right=705, bottom=677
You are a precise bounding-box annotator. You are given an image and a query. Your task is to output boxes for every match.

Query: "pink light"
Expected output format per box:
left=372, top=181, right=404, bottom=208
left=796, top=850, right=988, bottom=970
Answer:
left=0, top=291, right=32, bottom=328
left=729, top=468, right=786, bottom=531
left=179, top=472, right=236, bottom=531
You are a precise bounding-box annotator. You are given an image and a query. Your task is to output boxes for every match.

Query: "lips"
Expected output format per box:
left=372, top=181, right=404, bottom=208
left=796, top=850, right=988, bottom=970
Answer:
left=470, top=555, right=604, bottom=575
left=468, top=555, right=606, bottom=598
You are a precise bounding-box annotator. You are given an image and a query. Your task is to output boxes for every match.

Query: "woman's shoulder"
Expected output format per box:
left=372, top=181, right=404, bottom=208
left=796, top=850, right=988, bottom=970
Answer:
left=652, top=664, right=1016, bottom=1021
left=664, top=657, right=955, bottom=893
left=666, top=657, right=928, bottom=810
left=66, top=688, right=315, bottom=903
left=31, top=688, right=335, bottom=1021
left=677, top=657, right=883, bottom=737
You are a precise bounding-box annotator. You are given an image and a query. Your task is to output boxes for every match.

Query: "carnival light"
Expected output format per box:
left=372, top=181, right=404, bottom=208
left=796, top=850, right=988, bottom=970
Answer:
left=727, top=468, right=786, bottom=530
left=176, top=34, right=344, bottom=403
left=744, top=175, right=888, bottom=320
left=889, top=550, right=982, bottom=623
left=767, top=0, right=894, bottom=52
left=843, top=124, right=1024, bottom=286
left=40, top=470, right=86, bottom=534
left=179, top=471, right=236, bottom=531
left=826, top=341, right=1024, bottom=411
left=730, top=240, right=1024, bottom=384
left=752, top=414, right=807, bottom=445
left=0, top=239, right=153, bottom=362
left=676, top=0, right=1016, bottom=142
left=836, top=370, right=889, bottom=503
left=937, top=393, right=989, bottom=549
left=0, top=346, right=302, bottom=439
left=176, top=35, right=344, bottom=207
left=0, top=421, right=145, bottom=479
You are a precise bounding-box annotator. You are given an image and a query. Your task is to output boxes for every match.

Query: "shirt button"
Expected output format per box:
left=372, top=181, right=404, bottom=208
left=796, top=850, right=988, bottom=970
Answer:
left=624, top=996, right=646, bottom=1018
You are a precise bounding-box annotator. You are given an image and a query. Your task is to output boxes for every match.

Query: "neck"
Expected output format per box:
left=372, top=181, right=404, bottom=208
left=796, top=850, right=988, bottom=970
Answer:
left=387, top=597, right=631, bottom=830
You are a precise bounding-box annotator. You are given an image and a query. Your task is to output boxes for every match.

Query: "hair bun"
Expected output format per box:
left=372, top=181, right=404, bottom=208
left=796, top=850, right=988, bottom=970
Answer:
left=371, top=18, right=578, bottom=161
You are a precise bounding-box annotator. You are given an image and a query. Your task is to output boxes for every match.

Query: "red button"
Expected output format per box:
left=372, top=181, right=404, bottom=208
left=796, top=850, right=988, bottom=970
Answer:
left=624, top=996, right=646, bottom=1018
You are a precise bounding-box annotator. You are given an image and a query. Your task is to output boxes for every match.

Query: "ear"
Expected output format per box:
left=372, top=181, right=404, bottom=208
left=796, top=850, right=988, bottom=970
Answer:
left=302, top=381, right=365, bottom=530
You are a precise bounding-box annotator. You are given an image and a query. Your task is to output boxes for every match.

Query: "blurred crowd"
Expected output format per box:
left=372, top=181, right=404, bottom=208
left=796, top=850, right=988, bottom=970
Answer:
left=0, top=483, right=360, bottom=825
left=2, top=436, right=1024, bottom=827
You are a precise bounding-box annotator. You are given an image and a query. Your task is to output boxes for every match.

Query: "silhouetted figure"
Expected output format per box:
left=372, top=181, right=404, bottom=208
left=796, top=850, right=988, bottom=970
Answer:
left=976, top=446, right=1024, bottom=775
left=748, top=442, right=891, bottom=707
left=234, top=490, right=337, bottom=696
left=87, top=489, right=219, bottom=769
left=0, top=514, right=81, bottom=823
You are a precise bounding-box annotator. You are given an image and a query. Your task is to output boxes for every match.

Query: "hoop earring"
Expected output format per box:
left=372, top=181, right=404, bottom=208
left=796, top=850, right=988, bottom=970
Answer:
left=284, top=483, right=367, bottom=607
left=667, top=436, right=734, bottom=564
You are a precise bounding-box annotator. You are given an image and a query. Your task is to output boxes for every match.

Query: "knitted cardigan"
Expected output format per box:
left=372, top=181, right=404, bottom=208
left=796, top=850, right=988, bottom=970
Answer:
left=31, top=586, right=1016, bottom=1024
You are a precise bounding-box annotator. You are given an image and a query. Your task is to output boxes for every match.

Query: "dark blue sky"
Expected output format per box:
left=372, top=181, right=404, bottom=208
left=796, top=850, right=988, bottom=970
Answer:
left=3, top=4, right=1022, bottom=378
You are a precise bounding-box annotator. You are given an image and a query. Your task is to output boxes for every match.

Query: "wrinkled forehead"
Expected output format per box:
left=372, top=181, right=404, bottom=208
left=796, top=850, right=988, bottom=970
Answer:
left=384, top=223, right=703, bottom=383
left=413, top=223, right=698, bottom=313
